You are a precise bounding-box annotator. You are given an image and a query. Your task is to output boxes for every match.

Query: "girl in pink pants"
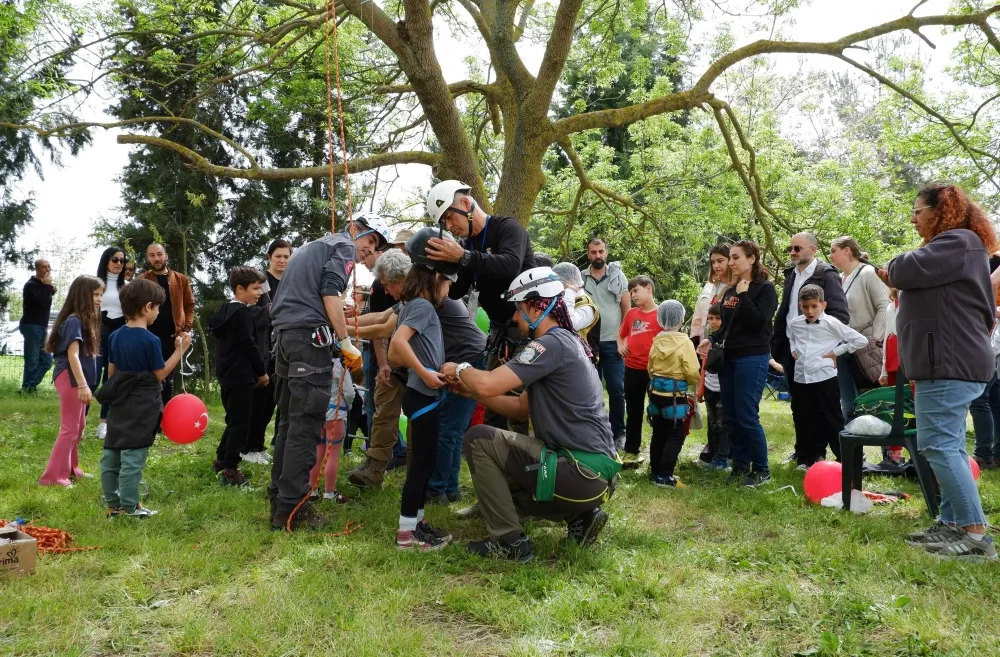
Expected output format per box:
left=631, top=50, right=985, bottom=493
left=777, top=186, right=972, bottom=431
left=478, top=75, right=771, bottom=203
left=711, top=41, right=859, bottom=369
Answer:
left=40, top=275, right=105, bottom=487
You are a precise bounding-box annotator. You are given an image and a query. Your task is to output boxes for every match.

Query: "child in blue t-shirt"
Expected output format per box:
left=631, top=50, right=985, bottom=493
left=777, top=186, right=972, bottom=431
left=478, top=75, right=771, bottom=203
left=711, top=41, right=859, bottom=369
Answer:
left=96, top=278, right=189, bottom=518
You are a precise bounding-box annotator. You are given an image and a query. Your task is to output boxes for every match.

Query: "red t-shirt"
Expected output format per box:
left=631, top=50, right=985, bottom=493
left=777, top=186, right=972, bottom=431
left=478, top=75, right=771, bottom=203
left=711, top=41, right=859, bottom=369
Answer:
left=618, top=307, right=659, bottom=370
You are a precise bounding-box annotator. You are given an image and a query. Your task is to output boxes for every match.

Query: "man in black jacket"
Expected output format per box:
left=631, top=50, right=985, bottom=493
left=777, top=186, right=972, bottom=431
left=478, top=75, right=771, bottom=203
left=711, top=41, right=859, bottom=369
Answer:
left=19, top=259, right=55, bottom=393
left=770, top=232, right=849, bottom=463
left=424, top=180, right=535, bottom=433
left=208, top=266, right=269, bottom=487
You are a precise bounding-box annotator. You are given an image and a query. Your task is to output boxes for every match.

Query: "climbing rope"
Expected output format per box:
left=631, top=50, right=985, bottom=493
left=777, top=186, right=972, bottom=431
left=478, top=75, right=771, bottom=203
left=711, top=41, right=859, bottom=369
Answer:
left=0, top=520, right=100, bottom=553
left=286, top=0, right=362, bottom=532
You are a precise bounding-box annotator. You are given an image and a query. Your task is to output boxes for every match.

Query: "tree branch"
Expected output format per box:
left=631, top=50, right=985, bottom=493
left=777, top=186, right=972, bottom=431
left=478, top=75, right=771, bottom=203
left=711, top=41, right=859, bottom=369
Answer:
left=115, top=134, right=440, bottom=180
left=527, top=0, right=585, bottom=118
left=374, top=79, right=496, bottom=98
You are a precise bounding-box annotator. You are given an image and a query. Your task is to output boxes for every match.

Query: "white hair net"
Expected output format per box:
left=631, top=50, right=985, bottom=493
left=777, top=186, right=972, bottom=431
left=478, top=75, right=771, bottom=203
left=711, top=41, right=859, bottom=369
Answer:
left=657, top=300, right=685, bottom=330
left=552, top=262, right=584, bottom=287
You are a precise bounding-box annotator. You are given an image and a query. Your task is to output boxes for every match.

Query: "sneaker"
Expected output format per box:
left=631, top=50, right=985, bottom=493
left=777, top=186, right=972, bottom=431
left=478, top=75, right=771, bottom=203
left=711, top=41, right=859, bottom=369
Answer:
left=620, top=452, right=645, bottom=469
left=446, top=490, right=462, bottom=503
left=614, top=434, right=626, bottom=452
left=566, top=508, right=608, bottom=546
left=456, top=503, right=481, bottom=519
left=417, top=520, right=452, bottom=542
left=692, top=457, right=710, bottom=469
left=106, top=507, right=123, bottom=519
left=386, top=454, right=408, bottom=472
left=426, top=493, right=451, bottom=506
left=782, top=452, right=798, bottom=465
left=397, top=525, right=449, bottom=551
left=308, top=490, right=321, bottom=503
left=322, top=491, right=350, bottom=504
left=988, top=458, right=1000, bottom=470
left=466, top=534, right=534, bottom=562
left=742, top=471, right=771, bottom=488
left=795, top=463, right=809, bottom=472
left=728, top=464, right=750, bottom=483
left=705, top=460, right=731, bottom=472
left=124, top=504, right=158, bottom=518
left=924, top=530, right=998, bottom=560
left=211, top=460, right=224, bottom=474
left=97, top=423, right=107, bottom=440
left=904, top=521, right=962, bottom=546
left=650, top=474, right=679, bottom=488
left=243, top=450, right=271, bottom=465
left=219, top=469, right=251, bottom=487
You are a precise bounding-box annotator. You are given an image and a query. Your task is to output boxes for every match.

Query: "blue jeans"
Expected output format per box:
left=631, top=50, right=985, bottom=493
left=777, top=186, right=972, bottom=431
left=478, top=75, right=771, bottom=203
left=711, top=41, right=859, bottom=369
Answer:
left=836, top=354, right=859, bottom=421
left=969, top=369, right=1000, bottom=461
left=364, top=350, right=406, bottom=458
left=597, top=341, right=626, bottom=436
left=428, top=374, right=481, bottom=497
left=19, top=323, right=52, bottom=390
left=720, top=352, right=770, bottom=473
left=915, top=379, right=987, bottom=527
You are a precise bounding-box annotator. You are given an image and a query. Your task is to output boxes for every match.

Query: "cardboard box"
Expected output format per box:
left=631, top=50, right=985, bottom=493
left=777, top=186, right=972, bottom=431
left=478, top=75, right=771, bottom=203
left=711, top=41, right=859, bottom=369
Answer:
left=0, top=526, right=37, bottom=578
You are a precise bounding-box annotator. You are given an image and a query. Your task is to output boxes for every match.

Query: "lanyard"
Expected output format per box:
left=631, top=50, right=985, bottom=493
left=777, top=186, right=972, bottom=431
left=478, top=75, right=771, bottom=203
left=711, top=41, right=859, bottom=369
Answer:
left=471, top=215, right=491, bottom=287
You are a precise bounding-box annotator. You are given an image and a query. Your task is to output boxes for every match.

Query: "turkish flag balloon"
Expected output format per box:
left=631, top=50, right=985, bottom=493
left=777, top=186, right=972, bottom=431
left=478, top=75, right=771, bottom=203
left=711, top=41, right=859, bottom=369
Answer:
left=162, top=393, right=209, bottom=444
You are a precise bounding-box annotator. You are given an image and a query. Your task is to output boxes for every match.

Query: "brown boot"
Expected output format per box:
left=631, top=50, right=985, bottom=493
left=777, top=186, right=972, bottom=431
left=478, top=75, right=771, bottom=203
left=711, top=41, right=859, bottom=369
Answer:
left=349, top=456, right=388, bottom=490
left=270, top=504, right=328, bottom=531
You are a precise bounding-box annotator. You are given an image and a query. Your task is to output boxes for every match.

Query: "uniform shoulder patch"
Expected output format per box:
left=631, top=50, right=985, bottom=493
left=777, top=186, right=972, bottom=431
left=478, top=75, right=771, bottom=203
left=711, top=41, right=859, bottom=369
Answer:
left=516, top=341, right=547, bottom=364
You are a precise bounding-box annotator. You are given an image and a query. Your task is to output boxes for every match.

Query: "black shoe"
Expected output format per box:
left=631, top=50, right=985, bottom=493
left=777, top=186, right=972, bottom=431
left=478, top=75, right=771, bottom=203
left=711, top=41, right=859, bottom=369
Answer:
left=271, top=504, right=328, bottom=531
left=308, top=490, right=321, bottom=503
left=466, top=534, right=534, bottom=562
left=567, top=508, right=608, bottom=547
left=219, top=468, right=250, bottom=487
left=211, top=459, right=224, bottom=473
left=742, top=470, right=772, bottom=488
left=386, top=454, right=407, bottom=472
left=446, top=490, right=462, bottom=503
left=417, top=520, right=453, bottom=542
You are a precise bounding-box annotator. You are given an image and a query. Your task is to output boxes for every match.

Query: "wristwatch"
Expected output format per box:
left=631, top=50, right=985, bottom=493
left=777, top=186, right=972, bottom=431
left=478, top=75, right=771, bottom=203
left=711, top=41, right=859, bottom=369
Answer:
left=460, top=250, right=472, bottom=266
left=455, top=362, right=472, bottom=380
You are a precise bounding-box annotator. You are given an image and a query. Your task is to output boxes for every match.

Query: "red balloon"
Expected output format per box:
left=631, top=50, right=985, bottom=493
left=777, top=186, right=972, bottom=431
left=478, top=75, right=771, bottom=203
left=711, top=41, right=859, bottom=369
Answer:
left=969, top=455, right=981, bottom=481
left=803, top=460, right=843, bottom=504
left=162, top=393, right=209, bottom=444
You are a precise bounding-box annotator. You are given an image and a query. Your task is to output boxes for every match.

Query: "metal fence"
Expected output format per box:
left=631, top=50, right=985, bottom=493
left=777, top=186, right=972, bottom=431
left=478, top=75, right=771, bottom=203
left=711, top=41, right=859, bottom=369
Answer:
left=0, top=355, right=24, bottom=387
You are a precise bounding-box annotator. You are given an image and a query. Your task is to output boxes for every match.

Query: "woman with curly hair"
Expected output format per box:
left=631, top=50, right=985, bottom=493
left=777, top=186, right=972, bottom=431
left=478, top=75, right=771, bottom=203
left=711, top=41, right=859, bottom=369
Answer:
left=881, top=182, right=998, bottom=559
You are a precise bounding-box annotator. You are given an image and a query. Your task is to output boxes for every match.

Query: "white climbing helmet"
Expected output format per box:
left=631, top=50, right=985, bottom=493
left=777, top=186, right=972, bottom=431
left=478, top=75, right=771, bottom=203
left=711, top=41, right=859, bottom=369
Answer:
left=352, top=211, right=391, bottom=249
left=503, top=267, right=565, bottom=303
left=425, top=180, right=473, bottom=224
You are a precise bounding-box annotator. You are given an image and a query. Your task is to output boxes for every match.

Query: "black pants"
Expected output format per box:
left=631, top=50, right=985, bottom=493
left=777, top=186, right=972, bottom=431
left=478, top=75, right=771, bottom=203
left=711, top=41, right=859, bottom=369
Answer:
left=216, top=384, right=255, bottom=470
left=700, top=388, right=729, bottom=462
left=650, top=412, right=688, bottom=478
left=623, top=367, right=650, bottom=454
left=98, top=316, right=127, bottom=420
left=269, top=329, right=331, bottom=511
left=790, top=376, right=843, bottom=465
left=247, top=376, right=276, bottom=453
left=401, top=387, right=439, bottom=519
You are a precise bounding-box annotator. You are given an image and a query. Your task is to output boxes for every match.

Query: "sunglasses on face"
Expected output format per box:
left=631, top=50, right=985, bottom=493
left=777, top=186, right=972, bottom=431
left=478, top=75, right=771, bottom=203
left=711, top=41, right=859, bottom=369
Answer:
left=124, top=266, right=136, bottom=272
left=110, top=257, right=127, bottom=264
left=787, top=245, right=805, bottom=253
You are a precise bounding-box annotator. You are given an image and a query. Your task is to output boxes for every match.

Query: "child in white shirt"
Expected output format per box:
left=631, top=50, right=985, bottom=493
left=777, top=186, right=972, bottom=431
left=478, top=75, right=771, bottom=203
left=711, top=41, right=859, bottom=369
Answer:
left=787, top=284, right=868, bottom=468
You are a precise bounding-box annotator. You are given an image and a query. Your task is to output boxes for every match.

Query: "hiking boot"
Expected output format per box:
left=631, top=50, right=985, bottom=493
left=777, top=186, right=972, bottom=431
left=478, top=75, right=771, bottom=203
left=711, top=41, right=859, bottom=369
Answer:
left=219, top=469, right=251, bottom=487
left=904, top=521, right=962, bottom=546
left=742, top=470, right=771, bottom=488
left=271, top=505, right=328, bottom=531
left=620, top=452, right=645, bottom=469
left=386, top=454, right=408, bottom=472
left=349, top=456, right=388, bottom=490
left=467, top=534, right=534, bottom=562
left=567, top=508, right=608, bottom=546
left=418, top=520, right=452, bottom=542
left=923, top=530, right=998, bottom=560
left=397, top=525, right=449, bottom=551
left=456, top=503, right=481, bottom=519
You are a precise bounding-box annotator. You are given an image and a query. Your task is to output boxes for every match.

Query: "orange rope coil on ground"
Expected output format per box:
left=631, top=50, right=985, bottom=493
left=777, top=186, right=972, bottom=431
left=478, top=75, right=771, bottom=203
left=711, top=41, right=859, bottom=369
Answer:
left=1, top=520, right=100, bottom=553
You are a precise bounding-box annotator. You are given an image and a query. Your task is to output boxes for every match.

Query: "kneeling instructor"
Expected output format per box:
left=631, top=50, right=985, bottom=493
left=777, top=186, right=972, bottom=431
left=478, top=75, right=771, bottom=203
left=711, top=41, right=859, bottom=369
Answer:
left=442, top=267, right=620, bottom=562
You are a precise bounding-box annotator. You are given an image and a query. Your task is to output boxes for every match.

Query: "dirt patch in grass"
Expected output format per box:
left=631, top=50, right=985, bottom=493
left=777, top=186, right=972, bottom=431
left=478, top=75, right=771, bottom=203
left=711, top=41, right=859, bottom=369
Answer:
left=412, top=602, right=511, bottom=657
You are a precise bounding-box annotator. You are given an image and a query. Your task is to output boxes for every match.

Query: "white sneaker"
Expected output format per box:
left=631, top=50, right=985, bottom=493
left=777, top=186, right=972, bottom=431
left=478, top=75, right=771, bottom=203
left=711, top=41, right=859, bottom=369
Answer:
left=248, top=451, right=271, bottom=464
left=97, top=423, right=107, bottom=440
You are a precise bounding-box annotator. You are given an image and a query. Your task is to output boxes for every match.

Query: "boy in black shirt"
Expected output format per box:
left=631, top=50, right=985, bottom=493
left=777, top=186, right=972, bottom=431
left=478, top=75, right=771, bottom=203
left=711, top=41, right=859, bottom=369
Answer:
left=209, top=266, right=269, bottom=486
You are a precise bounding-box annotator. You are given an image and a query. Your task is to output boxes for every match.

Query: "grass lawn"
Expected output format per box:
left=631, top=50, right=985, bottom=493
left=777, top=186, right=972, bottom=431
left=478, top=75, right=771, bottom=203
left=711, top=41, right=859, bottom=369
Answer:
left=2, top=382, right=1000, bottom=656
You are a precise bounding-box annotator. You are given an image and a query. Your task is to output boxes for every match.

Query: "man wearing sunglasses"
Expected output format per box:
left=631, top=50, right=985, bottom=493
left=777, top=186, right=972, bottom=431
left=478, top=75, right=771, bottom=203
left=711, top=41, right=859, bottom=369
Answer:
left=770, top=232, right=850, bottom=463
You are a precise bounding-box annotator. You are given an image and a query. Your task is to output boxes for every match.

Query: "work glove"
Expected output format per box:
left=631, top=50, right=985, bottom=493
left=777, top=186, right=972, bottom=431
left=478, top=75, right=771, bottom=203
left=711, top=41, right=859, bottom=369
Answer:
left=339, top=336, right=363, bottom=372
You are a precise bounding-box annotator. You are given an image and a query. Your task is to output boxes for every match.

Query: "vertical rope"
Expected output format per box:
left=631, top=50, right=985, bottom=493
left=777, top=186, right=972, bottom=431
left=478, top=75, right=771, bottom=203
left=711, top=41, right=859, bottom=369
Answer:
left=286, top=0, right=363, bottom=532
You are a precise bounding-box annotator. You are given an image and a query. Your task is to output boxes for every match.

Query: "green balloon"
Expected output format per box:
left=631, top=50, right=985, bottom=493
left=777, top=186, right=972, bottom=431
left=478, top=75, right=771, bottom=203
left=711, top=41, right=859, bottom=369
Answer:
left=474, top=307, right=490, bottom=334
left=398, top=414, right=408, bottom=443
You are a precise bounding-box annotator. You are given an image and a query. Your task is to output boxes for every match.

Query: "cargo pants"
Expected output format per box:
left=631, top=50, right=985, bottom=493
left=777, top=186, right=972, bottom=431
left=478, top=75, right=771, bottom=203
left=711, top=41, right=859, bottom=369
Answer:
left=463, top=425, right=614, bottom=540
left=269, top=329, right=332, bottom=511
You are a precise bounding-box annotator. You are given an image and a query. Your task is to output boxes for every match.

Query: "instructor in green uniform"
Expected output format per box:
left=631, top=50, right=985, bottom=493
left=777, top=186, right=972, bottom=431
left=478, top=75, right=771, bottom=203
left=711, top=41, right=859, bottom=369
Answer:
left=442, top=267, right=620, bottom=562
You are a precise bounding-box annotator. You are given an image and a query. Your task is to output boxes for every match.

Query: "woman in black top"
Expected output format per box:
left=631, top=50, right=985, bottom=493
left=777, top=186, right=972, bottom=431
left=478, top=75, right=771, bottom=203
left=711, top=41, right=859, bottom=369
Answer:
left=698, top=240, right=778, bottom=486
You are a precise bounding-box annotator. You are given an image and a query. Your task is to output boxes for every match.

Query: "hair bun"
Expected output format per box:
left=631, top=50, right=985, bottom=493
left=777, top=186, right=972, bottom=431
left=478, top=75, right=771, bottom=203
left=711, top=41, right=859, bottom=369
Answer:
left=860, top=251, right=870, bottom=261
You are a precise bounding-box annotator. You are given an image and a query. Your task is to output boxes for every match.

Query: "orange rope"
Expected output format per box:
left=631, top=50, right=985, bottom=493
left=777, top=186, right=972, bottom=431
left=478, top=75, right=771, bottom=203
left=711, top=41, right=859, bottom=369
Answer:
left=286, top=0, right=362, bottom=532
left=1, top=520, right=100, bottom=553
